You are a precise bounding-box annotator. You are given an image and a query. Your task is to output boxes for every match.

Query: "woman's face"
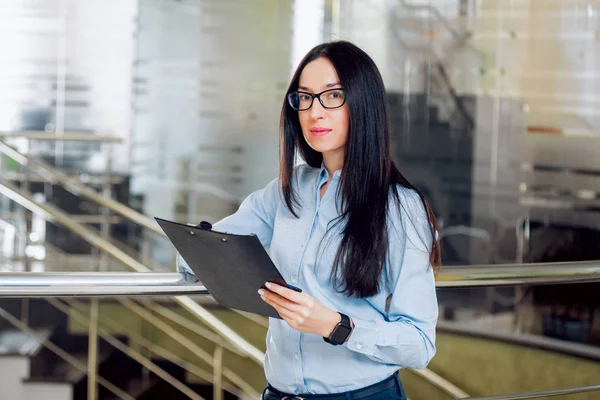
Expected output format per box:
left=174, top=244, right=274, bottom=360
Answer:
left=297, top=57, right=349, bottom=164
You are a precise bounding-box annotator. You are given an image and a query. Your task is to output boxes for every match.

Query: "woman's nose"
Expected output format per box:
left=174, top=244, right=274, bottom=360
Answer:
left=309, top=98, right=326, bottom=119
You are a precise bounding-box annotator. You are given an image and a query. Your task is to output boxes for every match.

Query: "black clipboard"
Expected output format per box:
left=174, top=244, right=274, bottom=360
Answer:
left=155, top=217, right=297, bottom=319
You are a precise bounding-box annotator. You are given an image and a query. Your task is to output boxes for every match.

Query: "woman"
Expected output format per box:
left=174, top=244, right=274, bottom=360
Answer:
left=178, top=40, right=440, bottom=400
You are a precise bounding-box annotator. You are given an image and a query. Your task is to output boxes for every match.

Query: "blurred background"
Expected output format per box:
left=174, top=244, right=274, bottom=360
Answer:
left=0, top=0, right=599, bottom=399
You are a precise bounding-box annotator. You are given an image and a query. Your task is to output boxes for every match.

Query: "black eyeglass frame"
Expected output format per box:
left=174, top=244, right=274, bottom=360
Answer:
left=287, top=88, right=346, bottom=111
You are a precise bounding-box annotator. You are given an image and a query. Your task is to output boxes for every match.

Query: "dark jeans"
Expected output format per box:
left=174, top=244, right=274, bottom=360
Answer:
left=261, top=374, right=406, bottom=400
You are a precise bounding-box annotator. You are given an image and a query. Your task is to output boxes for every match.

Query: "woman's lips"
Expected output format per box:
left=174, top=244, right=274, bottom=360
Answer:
left=310, top=127, right=332, bottom=137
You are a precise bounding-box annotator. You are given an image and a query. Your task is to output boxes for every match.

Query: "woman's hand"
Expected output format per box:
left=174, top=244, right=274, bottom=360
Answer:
left=259, top=282, right=341, bottom=337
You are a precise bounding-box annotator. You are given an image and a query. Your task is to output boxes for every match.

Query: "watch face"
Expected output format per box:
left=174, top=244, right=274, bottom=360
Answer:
left=331, top=323, right=353, bottom=344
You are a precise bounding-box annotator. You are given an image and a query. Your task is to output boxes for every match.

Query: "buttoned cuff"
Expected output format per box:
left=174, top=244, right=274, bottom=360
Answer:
left=345, top=317, right=378, bottom=356
left=176, top=253, right=199, bottom=283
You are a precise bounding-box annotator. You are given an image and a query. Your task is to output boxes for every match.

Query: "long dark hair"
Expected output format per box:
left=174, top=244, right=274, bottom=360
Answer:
left=280, top=41, right=440, bottom=298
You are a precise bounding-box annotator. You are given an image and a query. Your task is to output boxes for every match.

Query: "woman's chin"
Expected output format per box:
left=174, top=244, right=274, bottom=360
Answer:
left=305, top=141, right=341, bottom=155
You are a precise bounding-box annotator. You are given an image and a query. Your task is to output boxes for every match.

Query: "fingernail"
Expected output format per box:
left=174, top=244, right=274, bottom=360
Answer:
left=265, top=282, right=271, bottom=288
left=258, top=289, right=264, bottom=296
left=260, top=296, right=266, bottom=301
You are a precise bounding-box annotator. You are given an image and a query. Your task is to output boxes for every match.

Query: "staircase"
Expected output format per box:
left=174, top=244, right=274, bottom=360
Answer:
left=0, top=295, right=268, bottom=400
left=0, top=325, right=74, bottom=400
left=0, top=134, right=268, bottom=399
left=0, top=324, right=250, bottom=400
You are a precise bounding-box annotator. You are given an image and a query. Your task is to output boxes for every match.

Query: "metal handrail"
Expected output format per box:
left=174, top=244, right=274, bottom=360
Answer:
left=0, top=140, right=161, bottom=234
left=405, top=368, right=469, bottom=398
left=1, top=139, right=239, bottom=234
left=0, top=259, right=598, bottom=296
left=0, top=131, right=123, bottom=143
left=465, top=384, right=600, bottom=400
left=0, top=178, right=150, bottom=272
left=0, top=272, right=207, bottom=296
left=437, top=260, right=600, bottom=287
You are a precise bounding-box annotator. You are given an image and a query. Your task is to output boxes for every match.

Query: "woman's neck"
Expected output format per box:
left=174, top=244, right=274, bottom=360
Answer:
left=322, top=150, right=344, bottom=178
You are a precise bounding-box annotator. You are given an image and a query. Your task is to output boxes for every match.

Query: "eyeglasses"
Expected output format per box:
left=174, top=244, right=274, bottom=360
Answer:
left=287, top=88, right=346, bottom=111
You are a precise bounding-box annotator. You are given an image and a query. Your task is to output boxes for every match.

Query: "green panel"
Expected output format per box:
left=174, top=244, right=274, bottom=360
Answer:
left=67, top=302, right=267, bottom=392
left=199, top=308, right=268, bottom=352
left=68, top=302, right=147, bottom=353
left=399, top=370, right=453, bottom=400
left=429, top=332, right=600, bottom=399
left=185, top=307, right=268, bottom=388
left=68, top=304, right=600, bottom=399
left=6, top=157, right=17, bottom=171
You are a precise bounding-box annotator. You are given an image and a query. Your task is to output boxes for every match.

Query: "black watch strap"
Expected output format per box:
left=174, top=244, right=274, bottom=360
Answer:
left=324, top=312, right=353, bottom=346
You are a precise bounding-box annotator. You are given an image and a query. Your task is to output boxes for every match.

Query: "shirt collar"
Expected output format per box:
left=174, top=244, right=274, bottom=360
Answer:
left=322, top=161, right=342, bottom=179
left=314, top=162, right=342, bottom=191
left=315, top=165, right=328, bottom=191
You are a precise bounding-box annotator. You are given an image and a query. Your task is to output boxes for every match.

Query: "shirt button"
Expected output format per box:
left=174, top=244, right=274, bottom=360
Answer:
left=336, top=171, right=341, bottom=177
left=295, top=353, right=300, bottom=360
left=291, top=278, right=297, bottom=284
left=355, top=343, right=363, bottom=350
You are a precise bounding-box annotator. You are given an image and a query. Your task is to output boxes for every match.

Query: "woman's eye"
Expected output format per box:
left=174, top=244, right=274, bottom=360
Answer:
left=299, top=94, right=312, bottom=101
left=328, top=91, right=342, bottom=99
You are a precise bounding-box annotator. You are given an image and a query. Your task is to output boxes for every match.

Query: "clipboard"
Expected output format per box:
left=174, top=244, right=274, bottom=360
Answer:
left=155, top=217, right=298, bottom=319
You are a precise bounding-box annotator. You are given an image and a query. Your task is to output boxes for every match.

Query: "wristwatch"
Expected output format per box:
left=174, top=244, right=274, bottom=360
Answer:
left=323, top=312, right=353, bottom=345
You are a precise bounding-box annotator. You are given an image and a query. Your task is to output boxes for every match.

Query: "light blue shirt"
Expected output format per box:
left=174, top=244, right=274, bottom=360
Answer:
left=177, top=164, right=438, bottom=394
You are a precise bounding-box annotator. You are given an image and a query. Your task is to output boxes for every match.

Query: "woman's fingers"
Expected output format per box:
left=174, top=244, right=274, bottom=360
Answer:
left=260, top=295, right=299, bottom=322
left=260, top=289, right=301, bottom=313
left=274, top=306, right=298, bottom=322
left=264, top=282, right=306, bottom=304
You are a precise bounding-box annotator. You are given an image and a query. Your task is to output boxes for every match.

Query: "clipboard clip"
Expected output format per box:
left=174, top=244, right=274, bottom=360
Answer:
left=195, top=221, right=228, bottom=241
left=197, top=221, right=213, bottom=230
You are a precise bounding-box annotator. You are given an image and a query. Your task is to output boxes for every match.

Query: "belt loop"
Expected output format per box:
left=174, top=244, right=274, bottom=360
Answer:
left=346, top=390, right=352, bottom=400
left=261, top=385, right=268, bottom=400
left=394, top=373, right=405, bottom=397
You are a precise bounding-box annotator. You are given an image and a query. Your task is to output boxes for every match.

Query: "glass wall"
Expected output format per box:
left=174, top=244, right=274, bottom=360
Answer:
left=0, top=0, right=599, bottom=361
left=125, top=0, right=600, bottom=268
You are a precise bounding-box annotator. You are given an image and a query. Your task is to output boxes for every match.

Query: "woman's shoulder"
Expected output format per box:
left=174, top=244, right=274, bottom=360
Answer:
left=259, top=164, right=315, bottom=190
left=257, top=164, right=319, bottom=202
left=292, top=163, right=321, bottom=186
left=388, top=184, right=432, bottom=244
left=389, top=184, right=426, bottom=215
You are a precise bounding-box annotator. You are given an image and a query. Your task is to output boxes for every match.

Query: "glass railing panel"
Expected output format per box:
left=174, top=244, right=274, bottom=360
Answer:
left=438, top=283, right=600, bottom=347
left=0, top=268, right=599, bottom=399
left=2, top=289, right=597, bottom=400
left=432, top=282, right=600, bottom=399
